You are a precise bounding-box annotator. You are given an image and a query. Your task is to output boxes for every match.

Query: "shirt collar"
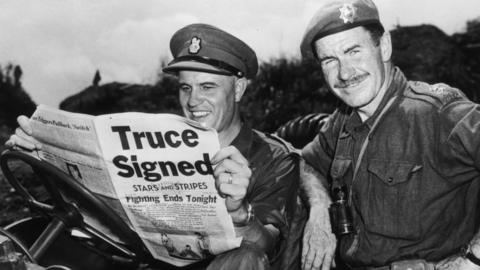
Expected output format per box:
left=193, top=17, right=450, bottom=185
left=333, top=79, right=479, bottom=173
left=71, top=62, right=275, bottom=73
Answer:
left=230, top=122, right=253, bottom=158
left=343, top=67, right=407, bottom=133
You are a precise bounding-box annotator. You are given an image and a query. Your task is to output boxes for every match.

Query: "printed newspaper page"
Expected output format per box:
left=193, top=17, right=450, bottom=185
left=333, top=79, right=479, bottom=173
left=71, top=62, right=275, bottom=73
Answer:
left=29, top=105, right=130, bottom=244
left=30, top=105, right=116, bottom=198
left=28, top=105, right=242, bottom=266
left=94, top=112, right=241, bottom=266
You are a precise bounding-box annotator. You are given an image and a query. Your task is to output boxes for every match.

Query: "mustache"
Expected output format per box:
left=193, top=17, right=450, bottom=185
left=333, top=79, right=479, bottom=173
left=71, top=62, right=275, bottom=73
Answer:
left=334, top=73, right=368, bottom=88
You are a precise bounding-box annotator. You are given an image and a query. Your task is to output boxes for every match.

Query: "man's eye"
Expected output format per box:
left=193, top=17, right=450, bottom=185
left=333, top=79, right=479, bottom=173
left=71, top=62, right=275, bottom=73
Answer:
left=179, top=86, right=191, bottom=92
left=349, top=50, right=360, bottom=56
left=202, top=85, right=215, bottom=90
left=321, top=59, right=334, bottom=66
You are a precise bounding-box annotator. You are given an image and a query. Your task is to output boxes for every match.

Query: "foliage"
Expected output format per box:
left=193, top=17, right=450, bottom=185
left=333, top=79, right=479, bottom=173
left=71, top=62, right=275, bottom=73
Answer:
left=465, top=18, right=480, bottom=43
left=60, top=24, right=480, bottom=132
left=0, top=64, right=36, bottom=129
left=392, top=24, right=480, bottom=101
left=0, top=63, right=37, bottom=226
left=0, top=63, right=37, bottom=149
left=60, top=79, right=181, bottom=115
left=242, top=58, right=337, bottom=132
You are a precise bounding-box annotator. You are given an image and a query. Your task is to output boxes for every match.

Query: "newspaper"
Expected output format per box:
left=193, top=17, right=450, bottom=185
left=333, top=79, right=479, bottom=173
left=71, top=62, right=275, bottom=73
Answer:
left=28, top=105, right=242, bottom=266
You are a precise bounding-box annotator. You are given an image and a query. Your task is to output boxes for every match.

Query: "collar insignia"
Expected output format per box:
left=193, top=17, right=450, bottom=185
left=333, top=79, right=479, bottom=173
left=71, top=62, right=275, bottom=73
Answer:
left=188, top=37, right=201, bottom=54
left=339, top=3, right=356, bottom=23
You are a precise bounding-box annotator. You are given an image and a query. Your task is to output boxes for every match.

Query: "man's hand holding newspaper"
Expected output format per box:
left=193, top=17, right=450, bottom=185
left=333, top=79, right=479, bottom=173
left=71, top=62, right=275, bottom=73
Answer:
left=212, top=146, right=250, bottom=219
left=5, top=106, right=246, bottom=267
left=6, top=115, right=41, bottom=151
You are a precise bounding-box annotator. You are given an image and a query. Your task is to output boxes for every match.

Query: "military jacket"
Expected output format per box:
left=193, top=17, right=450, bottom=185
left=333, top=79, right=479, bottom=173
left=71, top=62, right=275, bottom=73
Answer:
left=302, top=68, right=480, bottom=267
left=232, top=123, right=300, bottom=267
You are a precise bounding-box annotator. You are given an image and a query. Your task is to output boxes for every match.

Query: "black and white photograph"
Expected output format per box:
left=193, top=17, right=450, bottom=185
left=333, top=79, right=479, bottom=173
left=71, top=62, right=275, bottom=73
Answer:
left=0, top=0, right=479, bottom=269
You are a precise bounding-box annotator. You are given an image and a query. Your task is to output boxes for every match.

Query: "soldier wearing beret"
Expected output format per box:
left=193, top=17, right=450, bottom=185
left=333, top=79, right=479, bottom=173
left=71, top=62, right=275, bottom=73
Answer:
left=299, top=0, right=480, bottom=269
left=7, top=24, right=300, bottom=270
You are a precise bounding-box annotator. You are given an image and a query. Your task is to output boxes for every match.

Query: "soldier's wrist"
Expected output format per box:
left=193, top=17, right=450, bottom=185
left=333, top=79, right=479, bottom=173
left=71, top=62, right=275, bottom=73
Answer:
left=231, top=203, right=254, bottom=227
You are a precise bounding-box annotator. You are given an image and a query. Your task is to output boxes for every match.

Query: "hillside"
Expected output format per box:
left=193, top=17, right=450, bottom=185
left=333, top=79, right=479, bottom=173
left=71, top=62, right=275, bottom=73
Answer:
left=0, top=65, right=36, bottom=145
left=0, top=64, right=37, bottom=225
left=59, top=24, right=480, bottom=132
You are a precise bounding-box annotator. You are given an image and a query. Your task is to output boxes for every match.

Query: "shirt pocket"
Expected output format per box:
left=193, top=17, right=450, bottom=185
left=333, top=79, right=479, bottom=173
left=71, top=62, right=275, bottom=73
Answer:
left=363, top=159, right=423, bottom=239
left=330, top=158, right=352, bottom=182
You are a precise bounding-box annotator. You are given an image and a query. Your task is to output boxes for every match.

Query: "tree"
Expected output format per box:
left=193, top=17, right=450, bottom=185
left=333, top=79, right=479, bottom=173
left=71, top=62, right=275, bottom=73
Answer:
left=92, top=70, right=101, bottom=86
left=0, top=64, right=36, bottom=128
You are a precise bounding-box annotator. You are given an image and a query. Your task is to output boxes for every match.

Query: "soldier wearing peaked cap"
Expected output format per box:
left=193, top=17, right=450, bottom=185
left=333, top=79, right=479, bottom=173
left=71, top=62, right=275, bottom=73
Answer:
left=162, top=23, right=300, bottom=270
left=6, top=23, right=301, bottom=270
left=298, top=0, right=480, bottom=270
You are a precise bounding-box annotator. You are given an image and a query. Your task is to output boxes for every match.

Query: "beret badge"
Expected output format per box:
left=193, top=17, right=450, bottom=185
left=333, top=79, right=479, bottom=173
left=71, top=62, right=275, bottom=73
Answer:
left=339, top=3, right=357, bottom=23
left=188, top=37, right=201, bottom=54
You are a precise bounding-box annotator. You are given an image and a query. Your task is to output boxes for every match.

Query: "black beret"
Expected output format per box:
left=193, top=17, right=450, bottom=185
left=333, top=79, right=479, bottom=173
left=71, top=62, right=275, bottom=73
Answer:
left=301, top=0, right=380, bottom=59
left=163, top=23, right=258, bottom=79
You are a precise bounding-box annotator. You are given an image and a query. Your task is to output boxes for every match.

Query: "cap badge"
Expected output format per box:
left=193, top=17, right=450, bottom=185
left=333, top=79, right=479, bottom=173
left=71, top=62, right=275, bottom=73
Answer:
left=188, top=37, right=201, bottom=54
left=339, top=3, right=356, bottom=23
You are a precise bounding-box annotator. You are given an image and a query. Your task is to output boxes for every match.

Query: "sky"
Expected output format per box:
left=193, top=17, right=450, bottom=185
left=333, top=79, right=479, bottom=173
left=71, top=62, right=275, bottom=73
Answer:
left=1, top=0, right=479, bottom=107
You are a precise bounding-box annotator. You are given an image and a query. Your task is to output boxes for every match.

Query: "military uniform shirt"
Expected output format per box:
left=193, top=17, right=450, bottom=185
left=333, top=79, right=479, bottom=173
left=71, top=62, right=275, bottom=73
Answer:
left=302, top=67, right=480, bottom=267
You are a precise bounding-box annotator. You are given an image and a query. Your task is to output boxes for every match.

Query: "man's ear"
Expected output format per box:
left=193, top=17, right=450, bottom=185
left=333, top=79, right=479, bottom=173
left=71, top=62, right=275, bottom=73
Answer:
left=380, top=31, right=392, bottom=62
left=234, top=77, right=248, bottom=102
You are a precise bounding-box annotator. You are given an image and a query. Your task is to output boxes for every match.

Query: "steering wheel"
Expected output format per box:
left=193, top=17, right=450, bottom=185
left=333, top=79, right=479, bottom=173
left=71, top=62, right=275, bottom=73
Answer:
left=0, top=150, right=146, bottom=265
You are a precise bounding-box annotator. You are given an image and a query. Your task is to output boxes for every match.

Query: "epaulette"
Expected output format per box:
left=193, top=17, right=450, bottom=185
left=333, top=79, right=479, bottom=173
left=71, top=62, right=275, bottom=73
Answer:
left=407, top=81, right=467, bottom=108
left=253, top=130, right=299, bottom=153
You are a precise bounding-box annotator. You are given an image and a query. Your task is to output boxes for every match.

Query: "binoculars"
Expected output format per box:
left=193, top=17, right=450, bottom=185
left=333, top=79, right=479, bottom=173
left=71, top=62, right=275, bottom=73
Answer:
left=329, top=185, right=355, bottom=235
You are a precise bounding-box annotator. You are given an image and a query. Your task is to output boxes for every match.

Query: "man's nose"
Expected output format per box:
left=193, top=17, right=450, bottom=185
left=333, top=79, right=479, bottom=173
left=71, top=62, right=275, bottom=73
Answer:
left=338, top=61, right=355, bottom=81
left=188, top=88, right=203, bottom=107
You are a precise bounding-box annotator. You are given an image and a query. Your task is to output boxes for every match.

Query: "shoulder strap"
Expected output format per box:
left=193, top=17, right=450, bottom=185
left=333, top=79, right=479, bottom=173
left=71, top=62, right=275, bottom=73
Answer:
left=331, top=107, right=352, bottom=190
left=348, top=96, right=398, bottom=205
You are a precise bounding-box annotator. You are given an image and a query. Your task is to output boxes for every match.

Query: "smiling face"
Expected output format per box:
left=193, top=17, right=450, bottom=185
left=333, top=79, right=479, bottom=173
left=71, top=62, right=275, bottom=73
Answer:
left=314, top=26, right=392, bottom=119
left=178, top=70, right=246, bottom=145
